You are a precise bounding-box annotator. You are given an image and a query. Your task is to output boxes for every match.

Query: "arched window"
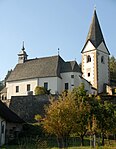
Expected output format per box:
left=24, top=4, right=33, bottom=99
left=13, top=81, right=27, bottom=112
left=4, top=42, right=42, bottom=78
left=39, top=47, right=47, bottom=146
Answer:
left=87, top=55, right=91, bottom=63
left=101, top=56, right=104, bottom=63
left=2, top=95, right=4, bottom=100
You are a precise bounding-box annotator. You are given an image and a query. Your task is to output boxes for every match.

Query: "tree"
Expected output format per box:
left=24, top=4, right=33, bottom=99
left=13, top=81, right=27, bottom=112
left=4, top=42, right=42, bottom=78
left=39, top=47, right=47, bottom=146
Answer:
left=109, top=56, right=116, bottom=80
left=4, top=69, right=12, bottom=85
left=34, top=86, right=46, bottom=95
left=88, top=95, right=100, bottom=147
left=75, top=101, right=90, bottom=146
left=72, top=83, right=87, bottom=103
left=95, top=101, right=116, bottom=146
left=0, top=81, right=4, bottom=91
left=72, top=83, right=90, bottom=146
left=42, top=92, right=78, bottom=149
left=88, top=96, right=116, bottom=146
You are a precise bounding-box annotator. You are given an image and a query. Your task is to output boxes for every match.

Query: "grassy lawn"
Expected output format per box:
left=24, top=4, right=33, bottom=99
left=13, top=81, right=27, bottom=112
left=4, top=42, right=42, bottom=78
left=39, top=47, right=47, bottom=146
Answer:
left=1, top=138, right=116, bottom=149
left=1, top=146, right=116, bottom=149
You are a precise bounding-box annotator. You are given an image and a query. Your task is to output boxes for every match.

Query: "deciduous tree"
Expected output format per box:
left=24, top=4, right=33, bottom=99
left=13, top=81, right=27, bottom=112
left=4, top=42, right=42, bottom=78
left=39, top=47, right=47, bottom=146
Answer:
left=42, top=92, right=78, bottom=149
left=109, top=56, right=116, bottom=80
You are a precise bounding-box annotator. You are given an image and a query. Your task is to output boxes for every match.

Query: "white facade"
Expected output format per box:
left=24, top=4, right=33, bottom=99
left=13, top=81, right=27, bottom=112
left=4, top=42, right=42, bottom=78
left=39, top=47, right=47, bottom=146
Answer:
left=82, top=41, right=109, bottom=93
left=6, top=78, right=38, bottom=99
left=61, top=72, right=83, bottom=91
left=0, top=117, right=6, bottom=146
left=6, top=71, right=92, bottom=99
left=97, top=43, right=109, bottom=93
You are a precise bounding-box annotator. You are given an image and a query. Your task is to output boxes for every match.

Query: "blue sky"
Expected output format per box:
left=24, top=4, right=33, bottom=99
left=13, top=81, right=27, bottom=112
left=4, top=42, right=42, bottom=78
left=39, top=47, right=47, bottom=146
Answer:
left=0, top=0, right=116, bottom=80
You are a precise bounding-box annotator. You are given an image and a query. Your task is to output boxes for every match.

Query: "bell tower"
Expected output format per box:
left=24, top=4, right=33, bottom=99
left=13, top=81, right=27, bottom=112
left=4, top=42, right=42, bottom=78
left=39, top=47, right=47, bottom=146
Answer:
left=18, top=42, right=28, bottom=64
left=81, top=9, right=110, bottom=93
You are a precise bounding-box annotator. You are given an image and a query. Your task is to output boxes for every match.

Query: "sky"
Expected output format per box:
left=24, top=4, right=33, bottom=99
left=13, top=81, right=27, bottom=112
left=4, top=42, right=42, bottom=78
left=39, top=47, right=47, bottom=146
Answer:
left=0, top=0, right=116, bottom=80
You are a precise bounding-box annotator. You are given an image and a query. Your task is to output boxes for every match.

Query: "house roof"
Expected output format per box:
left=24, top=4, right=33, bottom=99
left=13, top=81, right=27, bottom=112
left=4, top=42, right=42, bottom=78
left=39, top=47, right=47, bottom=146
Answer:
left=0, top=100, right=25, bottom=123
left=81, top=9, right=110, bottom=54
left=9, top=95, right=50, bottom=123
left=7, top=55, right=81, bottom=82
left=0, top=87, right=7, bottom=94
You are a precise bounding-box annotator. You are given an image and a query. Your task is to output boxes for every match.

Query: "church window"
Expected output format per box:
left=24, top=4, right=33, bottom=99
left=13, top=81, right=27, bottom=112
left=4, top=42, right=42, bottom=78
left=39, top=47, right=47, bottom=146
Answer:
left=101, top=56, right=104, bottom=63
left=1, top=125, right=4, bottom=134
left=87, top=55, right=91, bottom=63
left=65, top=83, right=69, bottom=90
left=71, top=75, right=74, bottom=78
left=16, top=86, right=19, bottom=93
left=2, top=95, right=4, bottom=100
left=44, top=82, right=48, bottom=90
left=88, top=73, right=90, bottom=77
left=27, top=84, right=30, bottom=91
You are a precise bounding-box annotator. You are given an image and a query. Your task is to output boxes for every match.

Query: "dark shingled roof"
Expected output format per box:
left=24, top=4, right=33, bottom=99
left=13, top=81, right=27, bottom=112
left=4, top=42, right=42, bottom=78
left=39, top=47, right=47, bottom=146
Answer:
left=9, top=95, right=50, bottom=123
left=0, top=100, right=24, bottom=123
left=7, top=55, right=81, bottom=82
left=81, top=9, right=110, bottom=54
left=61, top=61, right=81, bottom=73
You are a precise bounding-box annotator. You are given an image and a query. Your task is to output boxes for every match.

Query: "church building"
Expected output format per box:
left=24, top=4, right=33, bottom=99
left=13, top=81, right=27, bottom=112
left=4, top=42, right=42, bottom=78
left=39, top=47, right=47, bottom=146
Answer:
left=81, top=9, right=110, bottom=93
left=3, top=9, right=110, bottom=99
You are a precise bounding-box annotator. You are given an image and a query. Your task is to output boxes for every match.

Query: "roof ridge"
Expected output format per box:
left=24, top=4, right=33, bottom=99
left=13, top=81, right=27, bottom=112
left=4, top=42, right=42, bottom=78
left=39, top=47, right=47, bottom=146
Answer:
left=26, top=55, right=59, bottom=62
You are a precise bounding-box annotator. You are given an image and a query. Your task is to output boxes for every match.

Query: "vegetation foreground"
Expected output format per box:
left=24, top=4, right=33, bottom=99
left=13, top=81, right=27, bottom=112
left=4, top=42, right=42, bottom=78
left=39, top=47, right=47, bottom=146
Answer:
left=2, top=84, right=116, bottom=149
left=2, top=145, right=116, bottom=149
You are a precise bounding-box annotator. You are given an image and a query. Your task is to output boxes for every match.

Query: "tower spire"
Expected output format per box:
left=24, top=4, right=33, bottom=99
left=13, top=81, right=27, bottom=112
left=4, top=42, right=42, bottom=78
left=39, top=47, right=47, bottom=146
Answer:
left=86, top=9, right=104, bottom=48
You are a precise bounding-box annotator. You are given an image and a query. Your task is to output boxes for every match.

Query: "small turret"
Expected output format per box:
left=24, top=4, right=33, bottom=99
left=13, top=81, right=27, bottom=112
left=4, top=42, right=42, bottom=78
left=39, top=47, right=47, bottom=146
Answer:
left=18, top=42, right=28, bottom=64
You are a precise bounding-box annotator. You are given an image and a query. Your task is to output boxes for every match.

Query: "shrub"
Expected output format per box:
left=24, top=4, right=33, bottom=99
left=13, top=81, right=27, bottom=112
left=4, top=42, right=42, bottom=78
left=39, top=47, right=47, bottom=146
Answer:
left=34, top=86, right=46, bottom=95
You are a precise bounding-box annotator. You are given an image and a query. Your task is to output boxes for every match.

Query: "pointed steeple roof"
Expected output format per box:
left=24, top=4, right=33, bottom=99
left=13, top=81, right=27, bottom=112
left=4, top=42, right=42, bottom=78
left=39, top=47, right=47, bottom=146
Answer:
left=81, top=9, right=110, bottom=54
left=86, top=9, right=105, bottom=47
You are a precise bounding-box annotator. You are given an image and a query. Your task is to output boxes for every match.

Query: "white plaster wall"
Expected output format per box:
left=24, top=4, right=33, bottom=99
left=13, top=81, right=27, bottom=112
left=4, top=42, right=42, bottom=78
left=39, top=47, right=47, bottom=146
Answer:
left=0, top=117, right=6, bottom=146
left=83, top=41, right=95, bottom=52
left=82, top=51, right=96, bottom=85
left=38, top=77, right=62, bottom=94
left=61, top=72, right=82, bottom=91
left=82, top=79, right=91, bottom=94
left=57, top=77, right=62, bottom=94
left=97, top=51, right=109, bottom=93
left=74, top=73, right=82, bottom=87
left=6, top=79, right=38, bottom=99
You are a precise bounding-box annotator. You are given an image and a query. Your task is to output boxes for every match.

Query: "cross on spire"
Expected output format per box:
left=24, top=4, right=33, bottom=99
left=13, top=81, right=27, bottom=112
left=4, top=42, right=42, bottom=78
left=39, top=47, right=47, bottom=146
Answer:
left=22, top=41, right=25, bottom=51
left=58, top=48, right=60, bottom=55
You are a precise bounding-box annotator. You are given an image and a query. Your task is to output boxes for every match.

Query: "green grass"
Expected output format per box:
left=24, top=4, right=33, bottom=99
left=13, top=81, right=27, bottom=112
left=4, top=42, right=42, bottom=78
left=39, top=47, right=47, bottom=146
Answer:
left=1, top=137, right=116, bottom=149
left=1, top=146, right=116, bottom=149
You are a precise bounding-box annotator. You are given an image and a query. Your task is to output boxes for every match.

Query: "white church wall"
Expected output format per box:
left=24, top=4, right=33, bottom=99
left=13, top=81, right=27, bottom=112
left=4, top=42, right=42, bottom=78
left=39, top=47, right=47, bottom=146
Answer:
left=74, top=73, right=82, bottom=87
left=6, top=77, right=62, bottom=98
left=6, top=79, right=38, bottom=99
left=38, top=77, right=61, bottom=94
left=82, top=51, right=96, bottom=85
left=57, top=77, right=62, bottom=94
left=82, top=41, right=95, bottom=52
left=82, top=78, right=91, bottom=94
left=97, top=51, right=109, bottom=93
left=61, top=72, right=82, bottom=91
